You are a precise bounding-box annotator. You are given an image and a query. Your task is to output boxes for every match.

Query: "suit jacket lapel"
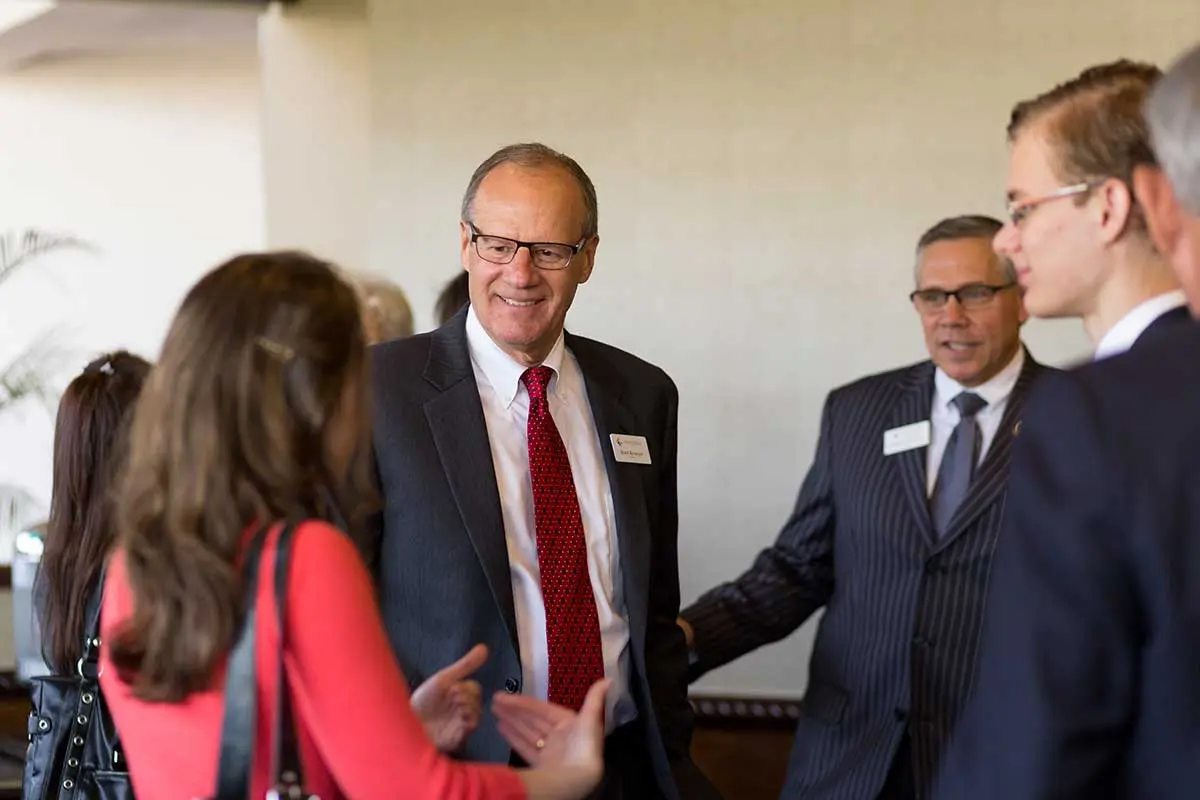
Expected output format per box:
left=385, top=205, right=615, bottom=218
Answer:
left=422, top=313, right=520, bottom=655
left=936, top=354, right=1046, bottom=550
left=889, top=362, right=937, bottom=546
left=568, top=335, right=652, bottom=656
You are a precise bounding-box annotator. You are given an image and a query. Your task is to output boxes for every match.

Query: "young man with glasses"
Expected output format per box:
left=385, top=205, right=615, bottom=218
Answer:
left=364, top=142, right=717, bottom=800
left=935, top=43, right=1200, bottom=799
left=678, top=215, right=1050, bottom=799
left=993, top=59, right=1191, bottom=360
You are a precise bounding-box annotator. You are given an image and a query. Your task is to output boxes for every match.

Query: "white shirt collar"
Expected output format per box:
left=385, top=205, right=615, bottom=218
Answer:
left=933, top=346, right=1025, bottom=415
left=1094, top=290, right=1188, bottom=361
left=465, top=305, right=567, bottom=408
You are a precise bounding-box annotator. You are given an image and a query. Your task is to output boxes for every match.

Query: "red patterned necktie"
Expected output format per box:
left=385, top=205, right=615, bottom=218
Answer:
left=522, top=366, right=604, bottom=711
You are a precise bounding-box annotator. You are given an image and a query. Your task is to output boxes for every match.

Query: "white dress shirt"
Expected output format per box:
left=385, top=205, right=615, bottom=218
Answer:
left=926, top=348, right=1025, bottom=497
left=1094, top=290, right=1188, bottom=361
left=465, top=307, right=635, bottom=731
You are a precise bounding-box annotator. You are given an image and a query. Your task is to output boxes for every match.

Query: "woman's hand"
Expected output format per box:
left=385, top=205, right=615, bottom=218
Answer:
left=493, top=679, right=609, bottom=774
left=410, top=644, right=487, bottom=753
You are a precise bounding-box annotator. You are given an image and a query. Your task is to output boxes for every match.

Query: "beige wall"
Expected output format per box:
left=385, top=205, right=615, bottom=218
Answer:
left=0, top=48, right=263, bottom=514
left=260, top=0, right=370, bottom=269
left=0, top=46, right=262, bottom=668
left=262, top=0, right=1200, bottom=696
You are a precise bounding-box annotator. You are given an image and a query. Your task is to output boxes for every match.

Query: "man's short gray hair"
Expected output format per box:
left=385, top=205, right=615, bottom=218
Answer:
left=913, top=215, right=1016, bottom=285
left=460, top=143, right=599, bottom=238
left=355, top=273, right=414, bottom=343
left=1145, top=43, right=1200, bottom=215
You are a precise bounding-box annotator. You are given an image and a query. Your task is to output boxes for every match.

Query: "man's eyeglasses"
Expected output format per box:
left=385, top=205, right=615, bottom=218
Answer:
left=468, top=225, right=587, bottom=271
left=910, top=282, right=1016, bottom=313
left=1006, top=180, right=1106, bottom=226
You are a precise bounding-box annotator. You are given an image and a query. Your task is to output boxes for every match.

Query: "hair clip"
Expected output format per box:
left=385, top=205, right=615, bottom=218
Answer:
left=99, top=361, right=114, bottom=375
left=255, top=336, right=295, bottom=362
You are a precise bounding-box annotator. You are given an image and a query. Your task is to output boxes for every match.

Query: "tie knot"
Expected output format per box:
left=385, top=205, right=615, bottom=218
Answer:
left=522, top=366, right=554, bottom=403
left=953, top=391, right=987, bottom=419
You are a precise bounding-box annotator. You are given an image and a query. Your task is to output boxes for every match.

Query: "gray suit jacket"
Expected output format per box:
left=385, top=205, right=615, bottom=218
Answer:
left=682, top=353, right=1050, bottom=799
left=364, top=309, right=707, bottom=799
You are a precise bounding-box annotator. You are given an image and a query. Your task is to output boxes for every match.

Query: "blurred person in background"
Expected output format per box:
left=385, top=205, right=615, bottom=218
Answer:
left=356, top=272, right=415, bottom=344
left=36, top=350, right=150, bottom=674
left=435, top=270, right=471, bottom=327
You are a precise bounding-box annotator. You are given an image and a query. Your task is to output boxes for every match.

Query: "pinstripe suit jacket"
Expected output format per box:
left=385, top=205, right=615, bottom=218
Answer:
left=681, top=352, right=1050, bottom=799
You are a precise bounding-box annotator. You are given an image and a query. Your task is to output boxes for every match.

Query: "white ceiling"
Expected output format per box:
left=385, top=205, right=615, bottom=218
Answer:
left=0, top=0, right=259, bottom=70
left=0, top=1, right=57, bottom=36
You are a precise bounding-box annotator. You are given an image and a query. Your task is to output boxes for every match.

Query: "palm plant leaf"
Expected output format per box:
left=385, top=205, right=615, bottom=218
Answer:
left=0, top=228, right=90, bottom=547
left=0, top=484, right=37, bottom=536
left=0, top=229, right=91, bottom=290
left=0, top=228, right=89, bottom=415
left=0, top=339, right=62, bottom=415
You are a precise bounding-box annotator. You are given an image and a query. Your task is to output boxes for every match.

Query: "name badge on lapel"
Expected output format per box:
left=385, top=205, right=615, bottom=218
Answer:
left=610, top=434, right=652, bottom=465
left=883, top=420, right=931, bottom=456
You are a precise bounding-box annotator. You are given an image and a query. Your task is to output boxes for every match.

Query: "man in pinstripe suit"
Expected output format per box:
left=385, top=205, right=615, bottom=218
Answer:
left=679, top=215, right=1052, bottom=799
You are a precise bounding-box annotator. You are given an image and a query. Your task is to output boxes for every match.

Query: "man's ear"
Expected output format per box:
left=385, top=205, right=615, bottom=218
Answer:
left=1094, top=178, right=1137, bottom=245
left=1133, top=164, right=1183, bottom=259
left=578, top=235, right=599, bottom=284
left=460, top=221, right=473, bottom=270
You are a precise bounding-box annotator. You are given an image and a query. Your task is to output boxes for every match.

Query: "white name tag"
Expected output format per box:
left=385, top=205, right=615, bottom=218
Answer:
left=883, top=420, right=931, bottom=456
left=610, top=434, right=652, bottom=465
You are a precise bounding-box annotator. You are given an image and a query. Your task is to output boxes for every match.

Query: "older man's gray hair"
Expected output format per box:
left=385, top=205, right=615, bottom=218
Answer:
left=461, top=142, right=599, bottom=239
left=355, top=273, right=415, bottom=343
left=1146, top=43, right=1200, bottom=214
left=913, top=214, right=1016, bottom=285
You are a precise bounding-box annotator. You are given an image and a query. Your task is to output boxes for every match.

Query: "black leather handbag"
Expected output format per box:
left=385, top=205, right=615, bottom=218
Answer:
left=23, top=568, right=134, bottom=799
left=213, top=521, right=316, bottom=800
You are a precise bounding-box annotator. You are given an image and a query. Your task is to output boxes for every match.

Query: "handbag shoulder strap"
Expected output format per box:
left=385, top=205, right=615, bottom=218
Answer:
left=78, top=563, right=108, bottom=678
left=212, top=525, right=272, bottom=800
left=213, top=521, right=308, bottom=800
left=54, top=562, right=120, bottom=794
left=270, top=521, right=306, bottom=790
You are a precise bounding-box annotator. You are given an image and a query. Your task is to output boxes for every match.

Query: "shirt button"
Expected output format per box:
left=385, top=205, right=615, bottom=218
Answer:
left=504, top=678, right=520, bottom=694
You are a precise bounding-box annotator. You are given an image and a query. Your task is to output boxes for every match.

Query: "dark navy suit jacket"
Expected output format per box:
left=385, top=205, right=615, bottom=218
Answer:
left=934, top=313, right=1200, bottom=799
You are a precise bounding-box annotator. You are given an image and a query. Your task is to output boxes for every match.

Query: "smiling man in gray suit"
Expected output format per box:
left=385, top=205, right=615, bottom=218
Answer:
left=679, top=215, right=1051, bottom=799
left=365, top=143, right=714, bottom=799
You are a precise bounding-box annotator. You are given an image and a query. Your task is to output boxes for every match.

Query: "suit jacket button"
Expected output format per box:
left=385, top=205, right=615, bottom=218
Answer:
left=894, top=708, right=908, bottom=722
left=504, top=678, right=520, bottom=694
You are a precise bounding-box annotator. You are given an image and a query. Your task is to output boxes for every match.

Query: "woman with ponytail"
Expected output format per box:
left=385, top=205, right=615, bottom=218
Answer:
left=37, top=350, right=150, bottom=674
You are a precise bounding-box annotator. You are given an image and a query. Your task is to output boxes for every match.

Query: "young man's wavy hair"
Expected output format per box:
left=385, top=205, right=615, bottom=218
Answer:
left=39, top=350, right=150, bottom=674
left=109, top=251, right=374, bottom=702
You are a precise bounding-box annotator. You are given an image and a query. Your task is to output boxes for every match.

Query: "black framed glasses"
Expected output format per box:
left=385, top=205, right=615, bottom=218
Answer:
left=910, top=282, right=1016, bottom=313
left=468, top=225, right=587, bottom=271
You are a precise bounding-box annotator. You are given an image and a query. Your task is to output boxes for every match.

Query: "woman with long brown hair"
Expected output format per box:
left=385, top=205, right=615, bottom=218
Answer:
left=38, top=351, right=150, bottom=674
left=99, top=251, right=606, bottom=799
